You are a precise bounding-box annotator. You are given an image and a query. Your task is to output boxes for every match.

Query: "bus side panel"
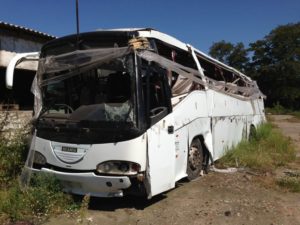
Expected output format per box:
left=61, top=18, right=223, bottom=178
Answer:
left=187, top=117, right=212, bottom=156
left=174, top=127, right=188, bottom=181
left=208, top=90, right=254, bottom=160
left=172, top=90, right=212, bottom=181
left=247, top=98, right=266, bottom=137
left=253, top=114, right=265, bottom=128
left=208, top=90, right=254, bottom=116
left=211, top=116, right=247, bottom=160
left=173, top=117, right=211, bottom=182
left=256, top=98, right=266, bottom=123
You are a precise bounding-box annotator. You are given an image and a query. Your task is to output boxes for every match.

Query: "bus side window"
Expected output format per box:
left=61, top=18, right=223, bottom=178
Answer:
left=149, top=74, right=164, bottom=109
left=155, top=40, right=197, bottom=69
left=142, top=62, right=172, bottom=125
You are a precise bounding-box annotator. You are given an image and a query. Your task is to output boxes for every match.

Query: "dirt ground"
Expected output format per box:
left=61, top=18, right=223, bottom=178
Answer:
left=45, top=115, right=300, bottom=225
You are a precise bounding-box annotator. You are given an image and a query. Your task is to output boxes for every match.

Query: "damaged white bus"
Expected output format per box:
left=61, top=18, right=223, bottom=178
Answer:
left=6, top=28, right=265, bottom=198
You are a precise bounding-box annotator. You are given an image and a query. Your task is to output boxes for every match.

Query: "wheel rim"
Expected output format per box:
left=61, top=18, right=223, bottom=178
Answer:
left=189, top=146, right=202, bottom=170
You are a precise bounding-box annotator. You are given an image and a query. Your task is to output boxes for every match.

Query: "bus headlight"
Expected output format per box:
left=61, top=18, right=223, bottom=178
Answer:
left=33, top=151, right=47, bottom=166
left=96, top=161, right=140, bottom=175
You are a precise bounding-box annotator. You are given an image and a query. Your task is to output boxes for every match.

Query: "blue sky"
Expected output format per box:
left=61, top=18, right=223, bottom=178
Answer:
left=0, top=0, right=299, bottom=53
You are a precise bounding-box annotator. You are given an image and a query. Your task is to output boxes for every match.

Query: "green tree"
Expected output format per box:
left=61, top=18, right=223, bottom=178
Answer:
left=209, top=40, right=249, bottom=71
left=249, top=23, right=300, bottom=109
left=209, top=40, right=234, bottom=64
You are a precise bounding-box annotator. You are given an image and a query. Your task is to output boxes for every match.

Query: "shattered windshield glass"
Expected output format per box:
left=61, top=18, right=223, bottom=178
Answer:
left=38, top=49, right=136, bottom=125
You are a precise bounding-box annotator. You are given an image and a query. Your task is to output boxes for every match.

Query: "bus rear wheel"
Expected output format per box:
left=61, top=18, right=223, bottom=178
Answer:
left=249, top=125, right=256, bottom=141
left=187, top=138, right=203, bottom=181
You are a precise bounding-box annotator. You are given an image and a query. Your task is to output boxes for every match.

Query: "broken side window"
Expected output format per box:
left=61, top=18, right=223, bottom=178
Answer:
left=155, top=40, right=197, bottom=69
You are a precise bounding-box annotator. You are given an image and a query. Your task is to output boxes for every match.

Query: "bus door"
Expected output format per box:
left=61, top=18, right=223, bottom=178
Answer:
left=143, top=64, right=176, bottom=198
left=147, top=113, right=175, bottom=198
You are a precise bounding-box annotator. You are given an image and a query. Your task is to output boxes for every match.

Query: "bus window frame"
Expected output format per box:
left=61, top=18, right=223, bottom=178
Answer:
left=138, top=59, right=172, bottom=127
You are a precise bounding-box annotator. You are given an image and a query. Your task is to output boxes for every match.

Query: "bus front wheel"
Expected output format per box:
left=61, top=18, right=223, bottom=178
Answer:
left=187, top=138, right=203, bottom=181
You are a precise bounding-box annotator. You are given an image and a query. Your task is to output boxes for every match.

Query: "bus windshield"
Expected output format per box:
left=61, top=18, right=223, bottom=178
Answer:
left=37, top=48, right=136, bottom=129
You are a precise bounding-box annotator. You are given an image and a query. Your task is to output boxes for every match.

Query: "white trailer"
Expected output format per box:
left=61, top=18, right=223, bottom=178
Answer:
left=6, top=28, right=265, bottom=198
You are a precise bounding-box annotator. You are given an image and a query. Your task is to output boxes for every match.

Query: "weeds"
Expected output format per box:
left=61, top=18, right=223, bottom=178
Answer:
left=266, top=102, right=289, bottom=114
left=0, top=134, right=81, bottom=224
left=26, top=173, right=75, bottom=217
left=0, top=173, right=77, bottom=224
left=0, top=134, right=28, bottom=186
left=218, top=122, right=299, bottom=193
left=290, top=111, right=300, bottom=120
left=275, top=171, right=300, bottom=193
left=276, top=177, right=300, bottom=192
left=76, top=194, right=91, bottom=224
left=219, top=123, right=296, bottom=172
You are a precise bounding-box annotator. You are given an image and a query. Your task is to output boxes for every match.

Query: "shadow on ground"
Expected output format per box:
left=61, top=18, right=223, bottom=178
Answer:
left=88, top=194, right=166, bottom=211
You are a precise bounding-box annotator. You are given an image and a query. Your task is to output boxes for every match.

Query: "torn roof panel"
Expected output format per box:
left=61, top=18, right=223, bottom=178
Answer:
left=39, top=28, right=257, bottom=93
left=46, top=28, right=249, bottom=80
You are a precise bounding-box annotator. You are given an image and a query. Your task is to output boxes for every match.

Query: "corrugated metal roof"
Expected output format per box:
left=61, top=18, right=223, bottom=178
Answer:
left=0, top=21, right=56, bottom=40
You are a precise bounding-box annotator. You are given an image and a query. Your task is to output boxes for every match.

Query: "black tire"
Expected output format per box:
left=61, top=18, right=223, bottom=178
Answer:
left=187, top=138, right=203, bottom=181
left=249, top=125, right=256, bottom=141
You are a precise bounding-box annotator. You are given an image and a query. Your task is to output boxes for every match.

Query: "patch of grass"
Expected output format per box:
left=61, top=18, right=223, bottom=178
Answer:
left=0, top=134, right=81, bottom=224
left=77, top=194, right=91, bottom=224
left=219, top=123, right=296, bottom=172
left=290, top=111, right=300, bottom=120
left=276, top=177, right=300, bottom=192
left=27, top=173, right=76, bottom=217
left=266, top=102, right=289, bottom=114
left=0, top=173, right=78, bottom=224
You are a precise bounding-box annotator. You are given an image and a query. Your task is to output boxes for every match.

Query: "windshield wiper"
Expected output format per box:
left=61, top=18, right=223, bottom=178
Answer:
left=37, top=100, right=56, bottom=120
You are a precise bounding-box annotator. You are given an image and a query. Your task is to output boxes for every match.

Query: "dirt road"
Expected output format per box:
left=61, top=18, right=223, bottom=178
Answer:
left=45, top=115, right=300, bottom=225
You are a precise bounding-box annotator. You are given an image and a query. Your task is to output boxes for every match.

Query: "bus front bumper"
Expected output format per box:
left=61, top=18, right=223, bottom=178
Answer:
left=25, top=167, right=132, bottom=197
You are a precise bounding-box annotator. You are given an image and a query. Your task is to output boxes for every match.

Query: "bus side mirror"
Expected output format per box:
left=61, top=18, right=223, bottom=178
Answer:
left=6, top=52, right=39, bottom=89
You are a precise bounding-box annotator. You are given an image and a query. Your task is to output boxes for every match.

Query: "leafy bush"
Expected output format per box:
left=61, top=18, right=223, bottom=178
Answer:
left=0, top=134, right=28, bottom=187
left=0, top=183, right=27, bottom=222
left=266, top=102, right=289, bottom=114
left=219, top=123, right=296, bottom=172
left=266, top=102, right=300, bottom=119
left=0, top=135, right=28, bottom=186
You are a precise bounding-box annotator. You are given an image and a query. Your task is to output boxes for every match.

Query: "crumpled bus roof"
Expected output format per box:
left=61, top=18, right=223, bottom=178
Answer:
left=37, top=45, right=264, bottom=101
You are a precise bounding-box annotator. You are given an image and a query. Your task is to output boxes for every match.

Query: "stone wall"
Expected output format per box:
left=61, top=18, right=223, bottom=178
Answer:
left=0, top=110, right=32, bottom=140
